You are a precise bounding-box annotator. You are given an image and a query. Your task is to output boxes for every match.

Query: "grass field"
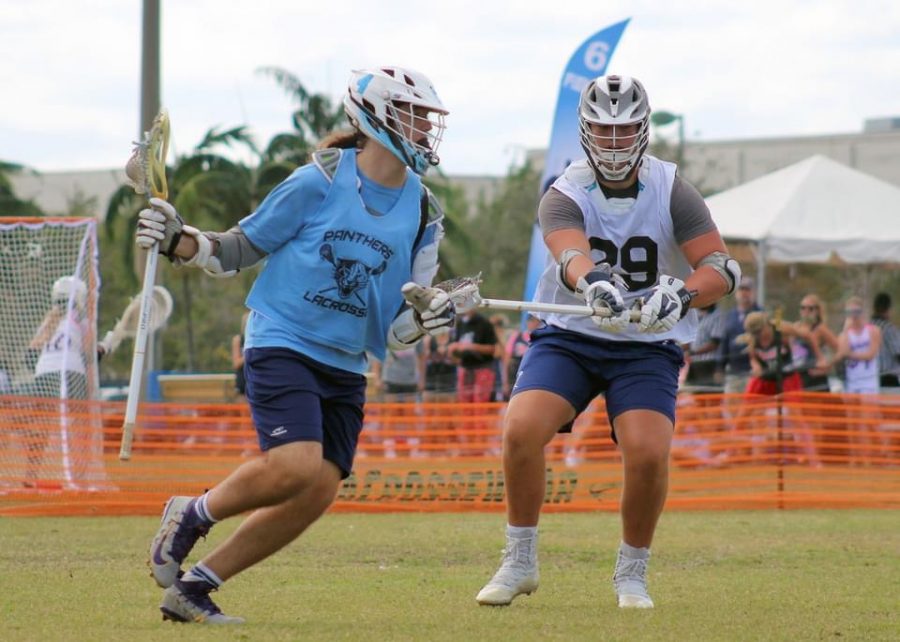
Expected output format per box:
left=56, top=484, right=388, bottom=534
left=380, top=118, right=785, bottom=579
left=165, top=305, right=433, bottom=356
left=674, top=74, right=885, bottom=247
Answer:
left=1, top=510, right=897, bottom=641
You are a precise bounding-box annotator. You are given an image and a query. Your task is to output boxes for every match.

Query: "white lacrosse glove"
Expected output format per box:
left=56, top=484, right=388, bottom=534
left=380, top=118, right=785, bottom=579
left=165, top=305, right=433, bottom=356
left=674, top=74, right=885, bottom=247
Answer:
left=136, top=197, right=184, bottom=259
left=401, top=282, right=456, bottom=334
left=639, top=275, right=695, bottom=333
left=576, top=265, right=630, bottom=333
left=388, top=282, right=456, bottom=350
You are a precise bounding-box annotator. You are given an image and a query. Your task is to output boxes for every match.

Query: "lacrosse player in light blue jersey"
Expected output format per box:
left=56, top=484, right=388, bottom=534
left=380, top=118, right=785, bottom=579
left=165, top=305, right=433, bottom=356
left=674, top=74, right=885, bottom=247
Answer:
left=136, top=66, right=454, bottom=624
left=476, top=75, right=741, bottom=609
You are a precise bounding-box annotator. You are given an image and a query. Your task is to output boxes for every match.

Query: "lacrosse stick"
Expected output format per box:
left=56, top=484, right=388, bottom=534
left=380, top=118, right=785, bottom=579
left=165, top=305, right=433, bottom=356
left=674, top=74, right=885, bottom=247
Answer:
left=98, top=286, right=173, bottom=356
left=431, top=274, right=643, bottom=322
left=119, top=109, right=171, bottom=460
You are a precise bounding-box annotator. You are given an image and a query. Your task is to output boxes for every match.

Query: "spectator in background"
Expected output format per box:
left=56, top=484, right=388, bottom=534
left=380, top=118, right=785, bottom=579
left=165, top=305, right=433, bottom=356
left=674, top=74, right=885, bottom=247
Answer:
left=423, top=331, right=457, bottom=399
left=742, top=312, right=804, bottom=395
left=489, top=314, right=510, bottom=401
left=834, top=297, right=884, bottom=464
left=371, top=344, right=426, bottom=400
left=231, top=312, right=250, bottom=402
left=448, top=309, right=498, bottom=455
left=684, top=303, right=721, bottom=387
left=793, top=293, right=838, bottom=392
left=738, top=311, right=819, bottom=466
left=422, top=331, right=458, bottom=457
left=449, top=309, right=498, bottom=403
left=714, top=275, right=761, bottom=394
left=502, top=315, right=541, bottom=399
left=370, top=344, right=426, bottom=458
left=834, top=296, right=882, bottom=394
left=871, top=292, right=900, bottom=389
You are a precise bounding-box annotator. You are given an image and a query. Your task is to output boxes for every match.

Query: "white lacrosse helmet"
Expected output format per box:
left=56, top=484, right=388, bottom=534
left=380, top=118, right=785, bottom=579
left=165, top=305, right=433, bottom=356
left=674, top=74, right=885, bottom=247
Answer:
left=579, top=75, right=651, bottom=182
left=343, top=66, right=448, bottom=175
left=51, top=276, right=88, bottom=308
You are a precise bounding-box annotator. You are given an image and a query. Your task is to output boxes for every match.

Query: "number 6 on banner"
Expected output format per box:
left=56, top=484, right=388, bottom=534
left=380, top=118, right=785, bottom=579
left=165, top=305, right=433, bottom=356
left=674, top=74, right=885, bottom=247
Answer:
left=119, top=110, right=170, bottom=460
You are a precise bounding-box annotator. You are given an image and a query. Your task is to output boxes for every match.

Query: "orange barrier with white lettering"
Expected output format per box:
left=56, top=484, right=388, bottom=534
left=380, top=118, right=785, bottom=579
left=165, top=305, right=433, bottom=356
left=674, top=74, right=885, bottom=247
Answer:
left=1, top=392, right=898, bottom=516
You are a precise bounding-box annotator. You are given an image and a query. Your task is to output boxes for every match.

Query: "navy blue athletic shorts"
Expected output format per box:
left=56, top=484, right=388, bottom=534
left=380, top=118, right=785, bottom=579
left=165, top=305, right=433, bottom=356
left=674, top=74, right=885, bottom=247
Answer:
left=243, top=347, right=366, bottom=478
left=510, top=324, right=684, bottom=439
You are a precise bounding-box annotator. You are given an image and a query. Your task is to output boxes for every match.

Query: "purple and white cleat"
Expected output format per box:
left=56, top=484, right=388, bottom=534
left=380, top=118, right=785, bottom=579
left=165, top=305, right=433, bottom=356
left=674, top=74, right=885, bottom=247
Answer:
left=149, top=496, right=210, bottom=588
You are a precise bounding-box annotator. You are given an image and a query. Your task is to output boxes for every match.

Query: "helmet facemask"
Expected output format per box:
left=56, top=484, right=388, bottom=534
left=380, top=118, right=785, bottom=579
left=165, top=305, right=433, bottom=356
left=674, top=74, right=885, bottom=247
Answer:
left=374, top=100, right=446, bottom=173
left=579, top=119, right=649, bottom=182
left=578, top=75, right=651, bottom=182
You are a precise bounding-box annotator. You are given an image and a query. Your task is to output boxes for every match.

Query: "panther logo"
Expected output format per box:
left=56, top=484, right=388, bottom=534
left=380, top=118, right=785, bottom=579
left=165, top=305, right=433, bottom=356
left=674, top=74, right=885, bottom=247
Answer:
left=319, top=243, right=387, bottom=305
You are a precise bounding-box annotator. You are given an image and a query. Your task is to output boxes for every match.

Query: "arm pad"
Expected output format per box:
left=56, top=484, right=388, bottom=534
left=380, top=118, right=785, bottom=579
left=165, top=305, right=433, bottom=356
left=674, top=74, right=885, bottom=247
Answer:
left=178, top=226, right=238, bottom=278
left=696, top=251, right=742, bottom=294
left=555, top=248, right=587, bottom=293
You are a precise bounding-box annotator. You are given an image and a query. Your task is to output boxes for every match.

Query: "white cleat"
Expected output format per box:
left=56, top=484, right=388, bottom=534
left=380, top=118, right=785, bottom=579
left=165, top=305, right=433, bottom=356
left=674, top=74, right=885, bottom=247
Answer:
left=476, top=566, right=539, bottom=606
left=617, top=592, right=654, bottom=609
left=476, top=537, right=539, bottom=606
left=613, top=548, right=654, bottom=609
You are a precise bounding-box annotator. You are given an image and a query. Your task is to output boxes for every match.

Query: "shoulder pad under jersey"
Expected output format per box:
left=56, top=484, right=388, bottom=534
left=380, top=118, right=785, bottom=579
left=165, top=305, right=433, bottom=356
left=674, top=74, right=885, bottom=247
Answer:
left=422, top=185, right=444, bottom=224
left=562, top=159, right=596, bottom=189
left=312, top=148, right=343, bottom=183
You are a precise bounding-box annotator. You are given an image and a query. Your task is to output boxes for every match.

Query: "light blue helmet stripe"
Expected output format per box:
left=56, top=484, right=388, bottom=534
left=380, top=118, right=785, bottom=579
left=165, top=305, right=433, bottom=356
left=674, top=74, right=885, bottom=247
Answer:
left=356, top=74, right=374, bottom=95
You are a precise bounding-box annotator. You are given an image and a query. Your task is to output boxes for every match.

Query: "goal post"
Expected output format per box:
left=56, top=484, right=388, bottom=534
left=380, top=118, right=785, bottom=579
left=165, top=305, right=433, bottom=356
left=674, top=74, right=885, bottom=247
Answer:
left=0, top=217, right=109, bottom=490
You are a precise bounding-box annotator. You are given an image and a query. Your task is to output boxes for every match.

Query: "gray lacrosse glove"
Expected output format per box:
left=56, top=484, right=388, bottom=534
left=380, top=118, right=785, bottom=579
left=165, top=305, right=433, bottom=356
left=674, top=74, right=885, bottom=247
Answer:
left=576, top=265, right=630, bottom=333
left=639, top=275, right=695, bottom=333
left=136, top=197, right=184, bottom=259
left=401, top=282, right=456, bottom=334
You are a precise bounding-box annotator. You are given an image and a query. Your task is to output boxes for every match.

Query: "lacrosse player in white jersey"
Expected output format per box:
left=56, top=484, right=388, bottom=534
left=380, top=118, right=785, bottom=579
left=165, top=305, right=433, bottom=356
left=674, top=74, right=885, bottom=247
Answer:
left=476, top=75, right=741, bottom=609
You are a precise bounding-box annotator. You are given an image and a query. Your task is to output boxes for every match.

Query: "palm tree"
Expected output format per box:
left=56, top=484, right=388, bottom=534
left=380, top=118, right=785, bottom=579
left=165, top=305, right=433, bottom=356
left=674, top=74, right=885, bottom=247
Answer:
left=256, top=66, right=347, bottom=161
left=421, top=173, right=475, bottom=280
left=0, top=161, right=43, bottom=216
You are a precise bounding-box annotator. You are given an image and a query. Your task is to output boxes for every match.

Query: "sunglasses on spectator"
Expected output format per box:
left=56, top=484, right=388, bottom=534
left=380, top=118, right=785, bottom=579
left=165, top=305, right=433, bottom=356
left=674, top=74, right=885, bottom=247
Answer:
left=799, top=305, right=818, bottom=311
left=844, top=308, right=863, bottom=316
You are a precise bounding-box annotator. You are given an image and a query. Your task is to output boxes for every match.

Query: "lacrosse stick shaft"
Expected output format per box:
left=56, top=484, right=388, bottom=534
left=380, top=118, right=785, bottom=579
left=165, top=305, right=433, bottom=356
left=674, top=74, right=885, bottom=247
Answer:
left=477, top=297, right=642, bottom=322
left=120, top=249, right=159, bottom=460
left=120, top=109, right=169, bottom=461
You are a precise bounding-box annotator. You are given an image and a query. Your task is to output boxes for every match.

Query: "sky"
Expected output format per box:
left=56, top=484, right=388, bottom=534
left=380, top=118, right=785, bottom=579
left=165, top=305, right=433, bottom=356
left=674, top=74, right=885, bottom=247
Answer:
left=2, top=0, right=899, bottom=177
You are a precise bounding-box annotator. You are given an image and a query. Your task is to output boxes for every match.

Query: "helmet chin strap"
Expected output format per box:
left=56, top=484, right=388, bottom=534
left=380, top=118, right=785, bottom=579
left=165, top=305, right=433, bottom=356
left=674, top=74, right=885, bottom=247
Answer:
left=587, top=155, right=641, bottom=187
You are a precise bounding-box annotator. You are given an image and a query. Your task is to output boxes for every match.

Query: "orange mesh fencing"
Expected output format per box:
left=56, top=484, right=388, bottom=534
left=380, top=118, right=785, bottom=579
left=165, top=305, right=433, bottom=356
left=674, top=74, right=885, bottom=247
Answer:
left=1, top=392, right=898, bottom=516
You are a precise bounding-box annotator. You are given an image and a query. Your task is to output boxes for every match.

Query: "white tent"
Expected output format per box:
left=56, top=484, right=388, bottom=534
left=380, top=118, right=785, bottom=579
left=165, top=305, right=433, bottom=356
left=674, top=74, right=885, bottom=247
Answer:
left=705, top=154, right=900, bottom=303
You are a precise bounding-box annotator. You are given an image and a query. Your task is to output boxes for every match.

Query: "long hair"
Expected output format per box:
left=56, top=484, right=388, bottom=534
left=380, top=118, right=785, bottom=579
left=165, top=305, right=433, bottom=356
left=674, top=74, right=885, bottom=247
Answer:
left=737, top=311, right=770, bottom=353
left=317, top=129, right=366, bottom=150
left=800, top=293, right=828, bottom=328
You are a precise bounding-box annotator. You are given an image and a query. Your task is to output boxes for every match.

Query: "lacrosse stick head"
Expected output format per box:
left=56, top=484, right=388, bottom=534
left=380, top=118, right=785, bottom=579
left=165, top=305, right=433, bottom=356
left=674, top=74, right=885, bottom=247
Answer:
left=433, top=273, right=483, bottom=313
left=119, top=285, right=173, bottom=336
left=100, top=286, right=173, bottom=356
left=125, top=109, right=170, bottom=199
